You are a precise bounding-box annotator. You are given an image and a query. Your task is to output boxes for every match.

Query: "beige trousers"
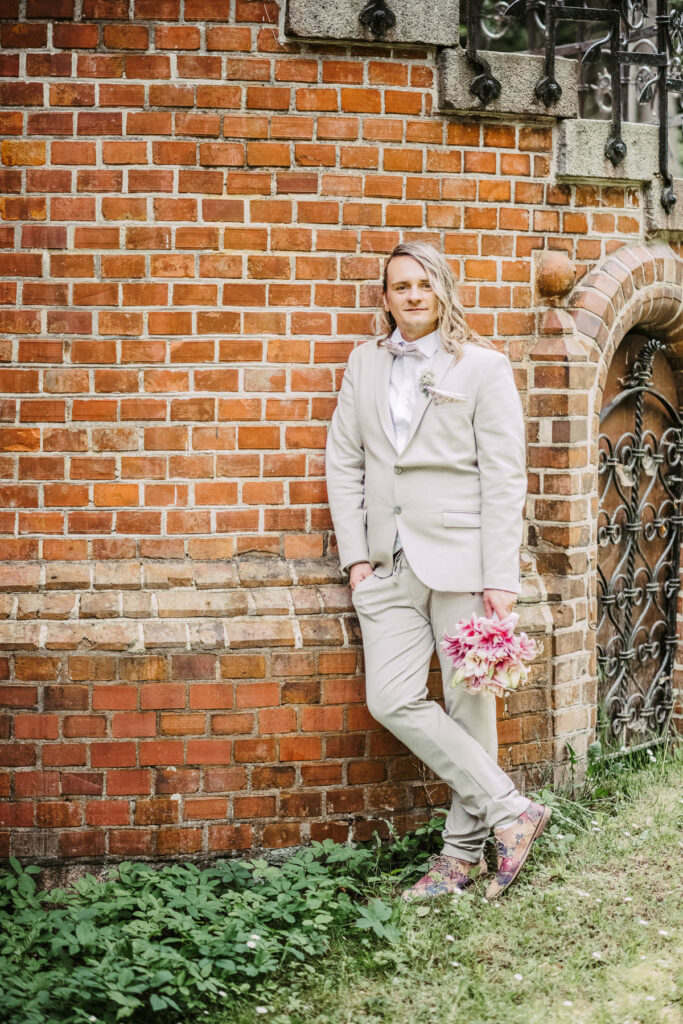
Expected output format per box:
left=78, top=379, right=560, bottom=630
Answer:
left=351, top=550, right=530, bottom=863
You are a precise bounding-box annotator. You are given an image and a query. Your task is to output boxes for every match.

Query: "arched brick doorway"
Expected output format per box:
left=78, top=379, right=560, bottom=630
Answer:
left=536, top=243, right=683, bottom=763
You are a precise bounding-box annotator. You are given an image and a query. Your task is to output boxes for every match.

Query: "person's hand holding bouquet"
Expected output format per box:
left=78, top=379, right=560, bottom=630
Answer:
left=441, top=612, right=538, bottom=698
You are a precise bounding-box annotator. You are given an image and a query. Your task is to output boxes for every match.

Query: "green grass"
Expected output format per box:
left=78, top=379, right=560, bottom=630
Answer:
left=2, top=742, right=681, bottom=1024
left=218, top=746, right=683, bottom=1024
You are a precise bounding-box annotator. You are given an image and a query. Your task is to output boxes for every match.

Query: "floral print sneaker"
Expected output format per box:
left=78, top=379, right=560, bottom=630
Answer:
left=401, top=853, right=488, bottom=903
left=485, top=801, right=552, bottom=900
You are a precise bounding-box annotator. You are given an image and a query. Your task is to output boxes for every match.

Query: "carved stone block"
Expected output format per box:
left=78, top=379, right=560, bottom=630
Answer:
left=285, top=0, right=460, bottom=47
left=437, top=47, right=579, bottom=119
left=557, top=119, right=658, bottom=182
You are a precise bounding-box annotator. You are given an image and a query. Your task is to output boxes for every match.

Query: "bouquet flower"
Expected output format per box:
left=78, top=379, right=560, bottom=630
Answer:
left=441, top=611, right=538, bottom=698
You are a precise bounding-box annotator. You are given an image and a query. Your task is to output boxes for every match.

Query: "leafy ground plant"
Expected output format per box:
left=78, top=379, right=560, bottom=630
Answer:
left=222, top=741, right=683, bottom=1024
left=0, top=807, right=442, bottom=1024
left=1, top=740, right=680, bottom=1024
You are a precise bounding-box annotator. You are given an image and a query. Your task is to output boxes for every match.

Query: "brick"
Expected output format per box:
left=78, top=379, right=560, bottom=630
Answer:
left=109, top=829, right=156, bottom=857
left=134, top=798, right=178, bottom=825
left=262, top=822, right=300, bottom=848
left=184, top=797, right=228, bottom=819
left=86, top=800, right=130, bottom=826
left=279, top=736, right=322, bottom=761
left=36, top=802, right=82, bottom=828
left=108, top=769, right=151, bottom=795
left=15, top=771, right=60, bottom=798
left=157, top=828, right=202, bottom=855
left=139, top=740, right=184, bottom=765
left=208, top=823, right=252, bottom=850
left=186, top=739, right=232, bottom=764
left=0, top=744, right=36, bottom=767
left=15, top=715, right=60, bottom=740
left=90, top=742, right=136, bottom=768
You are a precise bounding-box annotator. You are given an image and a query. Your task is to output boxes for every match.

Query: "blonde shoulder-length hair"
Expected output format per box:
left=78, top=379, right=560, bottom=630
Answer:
left=373, top=241, right=495, bottom=358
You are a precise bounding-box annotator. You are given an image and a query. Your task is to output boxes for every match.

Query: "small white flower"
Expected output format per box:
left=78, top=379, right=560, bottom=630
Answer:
left=645, top=996, right=655, bottom=1002
left=638, top=919, right=649, bottom=926
left=640, top=954, right=646, bottom=960
left=445, top=934, right=455, bottom=942
left=417, top=369, right=436, bottom=398
left=623, top=831, right=631, bottom=837
left=249, top=933, right=261, bottom=940
left=218, top=990, right=227, bottom=997
left=256, top=1009, right=269, bottom=1015
left=576, top=889, right=590, bottom=897
left=513, top=973, right=523, bottom=981
left=623, top=896, right=632, bottom=902
left=450, top=961, right=460, bottom=967
left=562, top=1001, right=573, bottom=1007
left=595, top=897, right=602, bottom=903
left=659, top=929, right=669, bottom=936
left=591, top=951, right=602, bottom=959
left=247, top=940, right=257, bottom=948
left=89, top=1018, right=98, bottom=1023
left=557, top=833, right=564, bottom=839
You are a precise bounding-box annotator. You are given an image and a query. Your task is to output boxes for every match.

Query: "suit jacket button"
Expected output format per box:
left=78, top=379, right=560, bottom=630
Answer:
left=394, top=466, right=402, bottom=474
left=394, top=506, right=402, bottom=514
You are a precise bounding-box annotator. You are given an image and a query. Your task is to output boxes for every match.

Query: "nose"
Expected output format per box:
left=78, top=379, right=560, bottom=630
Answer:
left=406, top=284, right=421, bottom=302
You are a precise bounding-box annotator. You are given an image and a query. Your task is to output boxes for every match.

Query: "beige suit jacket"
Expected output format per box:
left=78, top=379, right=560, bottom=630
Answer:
left=325, top=333, right=527, bottom=593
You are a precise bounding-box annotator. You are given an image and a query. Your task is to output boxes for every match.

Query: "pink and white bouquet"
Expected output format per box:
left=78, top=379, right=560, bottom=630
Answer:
left=441, top=611, right=537, bottom=698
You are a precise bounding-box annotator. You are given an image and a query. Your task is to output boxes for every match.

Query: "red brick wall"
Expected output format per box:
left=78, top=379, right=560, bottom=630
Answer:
left=0, top=0, right=654, bottom=863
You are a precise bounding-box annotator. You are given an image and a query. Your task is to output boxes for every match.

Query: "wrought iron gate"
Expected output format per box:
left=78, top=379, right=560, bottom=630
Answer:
left=596, top=334, right=682, bottom=748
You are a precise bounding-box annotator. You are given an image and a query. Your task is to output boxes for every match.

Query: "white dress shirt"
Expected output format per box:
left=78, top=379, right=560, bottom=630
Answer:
left=388, top=326, right=439, bottom=550
left=388, top=325, right=439, bottom=453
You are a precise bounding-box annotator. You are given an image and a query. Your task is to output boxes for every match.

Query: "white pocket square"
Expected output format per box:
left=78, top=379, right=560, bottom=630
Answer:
left=427, top=387, right=469, bottom=405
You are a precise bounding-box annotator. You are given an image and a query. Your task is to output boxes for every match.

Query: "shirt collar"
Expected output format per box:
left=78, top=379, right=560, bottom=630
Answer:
left=391, top=325, right=440, bottom=359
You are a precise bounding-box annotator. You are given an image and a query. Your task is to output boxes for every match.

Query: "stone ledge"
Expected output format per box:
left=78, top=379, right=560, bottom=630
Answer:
left=644, top=176, right=683, bottom=237
left=557, top=119, right=658, bottom=182
left=0, top=618, right=293, bottom=652
left=285, top=0, right=460, bottom=47
left=437, top=48, right=578, bottom=118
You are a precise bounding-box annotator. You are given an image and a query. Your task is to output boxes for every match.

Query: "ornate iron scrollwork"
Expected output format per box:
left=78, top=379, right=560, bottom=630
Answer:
left=461, top=0, right=683, bottom=211
left=596, top=336, right=682, bottom=748
left=359, top=0, right=396, bottom=38
left=466, top=0, right=503, bottom=102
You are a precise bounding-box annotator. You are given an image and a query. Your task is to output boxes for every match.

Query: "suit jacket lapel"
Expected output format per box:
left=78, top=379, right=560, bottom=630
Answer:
left=374, top=343, right=398, bottom=452
left=402, top=343, right=457, bottom=451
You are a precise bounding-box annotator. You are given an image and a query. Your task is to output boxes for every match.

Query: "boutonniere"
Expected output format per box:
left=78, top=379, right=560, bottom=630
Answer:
left=417, top=369, right=435, bottom=398
left=417, top=370, right=468, bottom=406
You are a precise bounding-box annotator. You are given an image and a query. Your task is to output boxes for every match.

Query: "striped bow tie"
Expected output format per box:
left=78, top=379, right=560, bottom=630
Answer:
left=381, top=338, right=427, bottom=359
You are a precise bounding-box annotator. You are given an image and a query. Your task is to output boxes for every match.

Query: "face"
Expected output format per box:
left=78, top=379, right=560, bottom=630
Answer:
left=383, top=255, right=440, bottom=341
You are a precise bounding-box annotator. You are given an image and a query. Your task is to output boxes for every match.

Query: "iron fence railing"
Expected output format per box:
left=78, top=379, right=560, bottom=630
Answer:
left=359, top=0, right=683, bottom=213
left=466, top=0, right=683, bottom=212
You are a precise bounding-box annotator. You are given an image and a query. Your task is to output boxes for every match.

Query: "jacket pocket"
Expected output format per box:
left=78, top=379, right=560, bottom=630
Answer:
left=442, top=510, right=481, bottom=528
left=430, top=389, right=469, bottom=403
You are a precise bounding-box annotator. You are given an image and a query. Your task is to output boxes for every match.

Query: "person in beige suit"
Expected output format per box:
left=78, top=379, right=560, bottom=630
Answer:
left=325, top=242, right=550, bottom=901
